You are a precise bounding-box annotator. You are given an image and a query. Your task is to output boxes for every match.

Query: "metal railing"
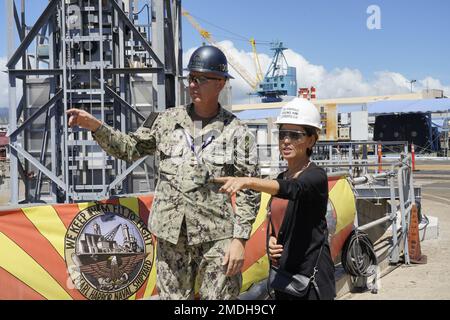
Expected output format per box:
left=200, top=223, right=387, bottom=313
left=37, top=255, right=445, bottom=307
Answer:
left=257, top=140, right=410, bottom=177
left=257, top=141, right=417, bottom=265
left=349, top=154, right=416, bottom=265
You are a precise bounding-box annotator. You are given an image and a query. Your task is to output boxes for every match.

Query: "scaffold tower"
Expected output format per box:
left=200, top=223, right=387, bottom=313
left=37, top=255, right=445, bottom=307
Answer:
left=6, top=0, right=185, bottom=204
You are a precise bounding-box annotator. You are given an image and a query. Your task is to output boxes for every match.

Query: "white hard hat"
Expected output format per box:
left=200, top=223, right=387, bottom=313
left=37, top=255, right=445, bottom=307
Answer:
left=275, top=97, right=322, bottom=130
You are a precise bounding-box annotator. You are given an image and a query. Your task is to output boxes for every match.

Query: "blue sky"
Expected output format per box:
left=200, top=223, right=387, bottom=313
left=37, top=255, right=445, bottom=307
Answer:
left=1, top=0, right=449, bottom=105
left=181, top=0, right=450, bottom=83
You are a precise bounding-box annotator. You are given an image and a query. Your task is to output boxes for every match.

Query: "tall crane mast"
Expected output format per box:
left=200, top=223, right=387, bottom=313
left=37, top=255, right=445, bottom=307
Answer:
left=182, top=9, right=261, bottom=90
left=6, top=0, right=183, bottom=203
left=257, top=41, right=297, bottom=103
left=100, top=224, right=121, bottom=242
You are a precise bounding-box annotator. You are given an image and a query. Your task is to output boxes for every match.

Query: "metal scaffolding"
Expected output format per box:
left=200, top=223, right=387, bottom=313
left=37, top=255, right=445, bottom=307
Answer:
left=7, top=0, right=185, bottom=204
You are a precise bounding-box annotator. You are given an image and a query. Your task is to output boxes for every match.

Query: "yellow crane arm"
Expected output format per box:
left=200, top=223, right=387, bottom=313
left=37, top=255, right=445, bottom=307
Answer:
left=250, top=38, right=264, bottom=83
left=182, top=9, right=259, bottom=90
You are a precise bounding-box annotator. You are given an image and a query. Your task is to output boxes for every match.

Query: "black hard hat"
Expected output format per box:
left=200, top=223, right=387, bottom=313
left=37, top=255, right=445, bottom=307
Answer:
left=186, top=45, right=234, bottom=79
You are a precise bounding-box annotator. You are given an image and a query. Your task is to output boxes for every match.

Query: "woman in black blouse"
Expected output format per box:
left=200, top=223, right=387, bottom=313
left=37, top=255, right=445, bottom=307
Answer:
left=214, top=98, right=335, bottom=300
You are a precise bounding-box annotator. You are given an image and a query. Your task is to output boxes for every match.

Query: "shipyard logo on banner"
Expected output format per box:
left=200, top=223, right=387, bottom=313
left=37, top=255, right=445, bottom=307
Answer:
left=0, top=178, right=356, bottom=299
left=64, top=204, right=154, bottom=300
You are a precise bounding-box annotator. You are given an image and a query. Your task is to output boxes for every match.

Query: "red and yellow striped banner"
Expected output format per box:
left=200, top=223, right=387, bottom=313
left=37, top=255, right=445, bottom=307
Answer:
left=0, top=177, right=355, bottom=299
left=0, top=196, right=155, bottom=300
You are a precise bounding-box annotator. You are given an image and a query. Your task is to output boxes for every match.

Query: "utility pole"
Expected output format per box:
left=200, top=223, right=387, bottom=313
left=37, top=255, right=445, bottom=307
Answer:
left=409, top=79, right=417, bottom=93
left=441, top=108, right=450, bottom=159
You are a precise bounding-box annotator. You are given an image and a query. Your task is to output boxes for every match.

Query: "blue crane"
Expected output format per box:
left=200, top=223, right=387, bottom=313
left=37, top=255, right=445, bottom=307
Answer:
left=257, top=41, right=297, bottom=103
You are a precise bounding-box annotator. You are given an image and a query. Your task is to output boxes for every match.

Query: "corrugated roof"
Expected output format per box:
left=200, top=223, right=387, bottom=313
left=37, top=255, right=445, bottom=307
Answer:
left=337, top=98, right=450, bottom=114
left=236, top=108, right=281, bottom=120
left=236, top=98, right=450, bottom=120
left=366, top=98, right=450, bottom=114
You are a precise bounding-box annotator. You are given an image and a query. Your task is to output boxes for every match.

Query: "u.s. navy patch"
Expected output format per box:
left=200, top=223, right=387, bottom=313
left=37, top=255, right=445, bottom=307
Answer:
left=64, top=204, right=154, bottom=300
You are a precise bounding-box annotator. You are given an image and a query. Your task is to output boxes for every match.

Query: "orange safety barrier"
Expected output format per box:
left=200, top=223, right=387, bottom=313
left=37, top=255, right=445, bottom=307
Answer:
left=407, top=203, right=427, bottom=264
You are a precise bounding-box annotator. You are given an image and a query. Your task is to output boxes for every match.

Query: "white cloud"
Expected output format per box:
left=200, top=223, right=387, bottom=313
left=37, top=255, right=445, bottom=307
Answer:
left=184, top=41, right=450, bottom=104
left=3, top=43, right=449, bottom=110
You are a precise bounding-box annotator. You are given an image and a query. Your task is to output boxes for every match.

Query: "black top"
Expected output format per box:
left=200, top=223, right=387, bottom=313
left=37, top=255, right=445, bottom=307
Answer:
left=274, top=162, right=335, bottom=299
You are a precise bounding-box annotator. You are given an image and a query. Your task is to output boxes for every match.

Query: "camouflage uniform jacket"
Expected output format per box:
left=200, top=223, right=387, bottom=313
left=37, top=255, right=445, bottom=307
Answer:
left=93, top=104, right=261, bottom=245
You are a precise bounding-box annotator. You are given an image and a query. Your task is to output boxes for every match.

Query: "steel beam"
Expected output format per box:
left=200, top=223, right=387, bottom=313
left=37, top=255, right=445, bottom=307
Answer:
left=104, top=67, right=162, bottom=74
left=48, top=16, right=58, bottom=203
left=106, top=157, right=148, bottom=192
left=110, top=0, right=163, bottom=67
left=8, top=90, right=63, bottom=140
left=7, top=0, right=19, bottom=204
left=6, top=0, right=58, bottom=68
left=354, top=185, right=421, bottom=200
left=13, top=1, right=22, bottom=40
left=8, top=69, right=63, bottom=76
left=174, top=0, right=184, bottom=107
left=34, top=107, right=51, bottom=202
left=16, top=96, right=24, bottom=122
left=61, top=0, right=69, bottom=202
left=99, top=0, right=106, bottom=197
left=389, top=173, right=400, bottom=263
left=38, top=23, right=48, bottom=45
left=9, top=144, right=66, bottom=191
left=105, top=85, right=145, bottom=121
left=357, top=215, right=392, bottom=232
left=164, top=0, right=176, bottom=75
left=152, top=0, right=166, bottom=111
left=117, top=0, right=127, bottom=195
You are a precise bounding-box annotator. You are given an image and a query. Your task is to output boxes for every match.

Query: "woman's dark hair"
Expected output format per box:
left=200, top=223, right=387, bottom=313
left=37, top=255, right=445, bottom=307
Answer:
left=303, top=126, right=319, bottom=157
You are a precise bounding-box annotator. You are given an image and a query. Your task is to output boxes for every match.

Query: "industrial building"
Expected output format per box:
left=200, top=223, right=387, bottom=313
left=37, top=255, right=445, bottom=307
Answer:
left=233, top=89, right=450, bottom=175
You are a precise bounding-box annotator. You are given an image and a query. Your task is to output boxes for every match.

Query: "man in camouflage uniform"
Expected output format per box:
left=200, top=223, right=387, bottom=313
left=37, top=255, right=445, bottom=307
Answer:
left=66, top=45, right=260, bottom=300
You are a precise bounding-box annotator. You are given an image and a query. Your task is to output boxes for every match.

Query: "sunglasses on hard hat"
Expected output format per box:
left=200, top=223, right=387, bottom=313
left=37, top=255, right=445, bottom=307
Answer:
left=188, top=74, right=223, bottom=85
left=278, top=130, right=308, bottom=141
